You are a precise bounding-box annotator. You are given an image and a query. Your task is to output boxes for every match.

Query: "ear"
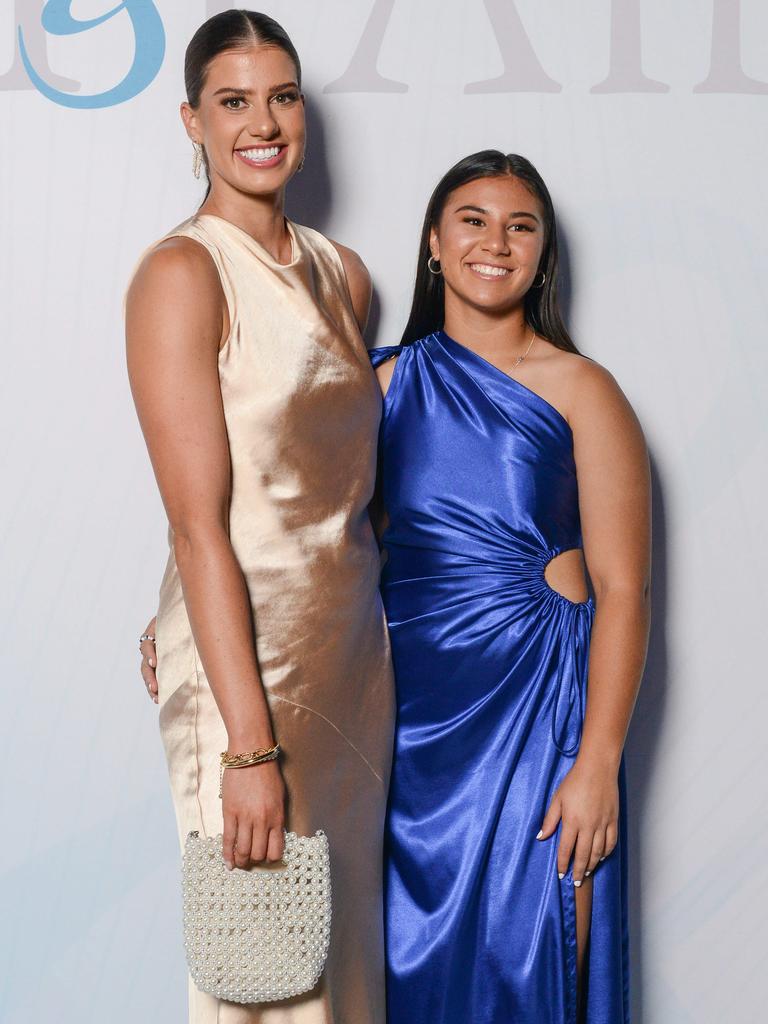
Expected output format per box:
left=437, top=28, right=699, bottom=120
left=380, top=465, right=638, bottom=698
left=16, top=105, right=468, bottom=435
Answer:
left=429, top=227, right=440, bottom=261
left=180, top=102, right=201, bottom=144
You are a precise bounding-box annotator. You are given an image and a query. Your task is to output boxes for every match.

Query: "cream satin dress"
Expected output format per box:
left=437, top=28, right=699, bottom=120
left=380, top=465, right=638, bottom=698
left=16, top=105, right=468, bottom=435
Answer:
left=129, top=213, right=395, bottom=1024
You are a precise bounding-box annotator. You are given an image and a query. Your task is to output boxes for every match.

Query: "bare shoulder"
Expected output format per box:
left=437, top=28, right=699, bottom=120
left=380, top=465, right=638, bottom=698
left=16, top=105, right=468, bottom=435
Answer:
left=126, top=234, right=227, bottom=350
left=548, top=348, right=647, bottom=455
left=570, top=354, right=640, bottom=420
left=329, top=239, right=371, bottom=289
left=128, top=235, right=221, bottom=304
left=329, top=238, right=372, bottom=331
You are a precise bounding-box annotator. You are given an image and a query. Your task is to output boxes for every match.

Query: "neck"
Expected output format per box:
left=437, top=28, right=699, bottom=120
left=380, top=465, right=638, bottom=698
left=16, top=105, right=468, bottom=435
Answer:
left=442, top=295, right=532, bottom=358
left=200, top=180, right=291, bottom=262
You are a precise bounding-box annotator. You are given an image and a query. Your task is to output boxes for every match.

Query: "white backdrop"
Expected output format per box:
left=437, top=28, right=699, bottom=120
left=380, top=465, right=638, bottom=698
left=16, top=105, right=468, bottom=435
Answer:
left=1, top=2, right=767, bottom=1021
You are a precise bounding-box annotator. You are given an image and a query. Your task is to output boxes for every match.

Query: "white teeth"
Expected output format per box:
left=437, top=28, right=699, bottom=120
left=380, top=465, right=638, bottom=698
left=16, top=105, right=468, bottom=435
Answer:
left=239, top=146, right=281, bottom=162
left=469, top=263, right=510, bottom=278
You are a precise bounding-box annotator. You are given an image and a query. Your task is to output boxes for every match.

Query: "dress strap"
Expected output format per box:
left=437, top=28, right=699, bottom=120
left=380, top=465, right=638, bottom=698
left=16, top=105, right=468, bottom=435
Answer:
left=368, top=345, right=402, bottom=368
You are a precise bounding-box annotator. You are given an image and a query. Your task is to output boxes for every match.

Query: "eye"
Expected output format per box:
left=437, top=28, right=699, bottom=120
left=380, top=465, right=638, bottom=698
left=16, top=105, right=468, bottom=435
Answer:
left=272, top=90, right=300, bottom=105
left=463, top=217, right=485, bottom=227
left=222, top=96, right=246, bottom=109
left=509, top=223, right=534, bottom=232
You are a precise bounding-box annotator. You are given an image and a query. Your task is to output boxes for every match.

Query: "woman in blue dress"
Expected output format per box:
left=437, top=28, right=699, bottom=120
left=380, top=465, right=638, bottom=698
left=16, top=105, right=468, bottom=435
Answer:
left=369, top=150, right=650, bottom=1023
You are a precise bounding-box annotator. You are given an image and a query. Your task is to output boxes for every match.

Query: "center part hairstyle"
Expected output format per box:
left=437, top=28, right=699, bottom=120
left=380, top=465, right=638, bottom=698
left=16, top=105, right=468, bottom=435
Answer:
left=184, top=9, right=302, bottom=198
left=401, top=150, right=579, bottom=354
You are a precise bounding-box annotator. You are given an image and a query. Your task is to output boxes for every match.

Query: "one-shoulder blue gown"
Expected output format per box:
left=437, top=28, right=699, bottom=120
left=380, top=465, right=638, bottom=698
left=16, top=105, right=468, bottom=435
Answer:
left=370, top=331, right=629, bottom=1024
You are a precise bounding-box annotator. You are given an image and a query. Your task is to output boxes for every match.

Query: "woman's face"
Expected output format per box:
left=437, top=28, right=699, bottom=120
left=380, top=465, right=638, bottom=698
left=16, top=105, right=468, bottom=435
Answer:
left=430, top=175, right=546, bottom=317
left=181, top=44, right=305, bottom=196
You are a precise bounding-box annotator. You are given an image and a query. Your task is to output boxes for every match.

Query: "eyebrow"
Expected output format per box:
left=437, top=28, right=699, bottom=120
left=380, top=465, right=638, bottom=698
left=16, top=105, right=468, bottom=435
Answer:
left=455, top=204, right=540, bottom=223
left=212, top=82, right=298, bottom=96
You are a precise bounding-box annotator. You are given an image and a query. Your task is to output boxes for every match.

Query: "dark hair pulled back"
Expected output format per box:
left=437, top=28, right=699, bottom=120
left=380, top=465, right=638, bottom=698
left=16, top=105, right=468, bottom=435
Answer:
left=184, top=10, right=302, bottom=197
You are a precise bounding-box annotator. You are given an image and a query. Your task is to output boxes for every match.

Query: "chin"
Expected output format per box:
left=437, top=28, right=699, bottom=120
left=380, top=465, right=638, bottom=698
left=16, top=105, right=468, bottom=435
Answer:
left=462, top=288, right=519, bottom=316
left=236, top=169, right=296, bottom=195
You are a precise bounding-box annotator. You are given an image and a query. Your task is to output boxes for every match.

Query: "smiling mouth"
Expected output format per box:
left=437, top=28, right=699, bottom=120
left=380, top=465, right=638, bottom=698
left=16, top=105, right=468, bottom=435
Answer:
left=467, top=262, right=512, bottom=279
left=235, top=145, right=287, bottom=167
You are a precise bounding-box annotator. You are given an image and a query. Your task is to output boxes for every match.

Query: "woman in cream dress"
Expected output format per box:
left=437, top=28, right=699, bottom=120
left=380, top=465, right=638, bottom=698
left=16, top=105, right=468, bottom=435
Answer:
left=126, top=12, right=394, bottom=1024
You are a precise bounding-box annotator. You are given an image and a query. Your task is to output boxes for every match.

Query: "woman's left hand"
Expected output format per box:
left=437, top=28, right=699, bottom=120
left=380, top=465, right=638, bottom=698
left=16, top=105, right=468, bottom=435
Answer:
left=537, top=759, right=619, bottom=885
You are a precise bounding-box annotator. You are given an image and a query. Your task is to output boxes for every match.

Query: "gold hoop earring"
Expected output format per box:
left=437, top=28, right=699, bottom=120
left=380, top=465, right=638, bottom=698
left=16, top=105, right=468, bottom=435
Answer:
left=427, top=255, right=442, bottom=276
left=192, top=142, right=203, bottom=179
left=532, top=270, right=546, bottom=288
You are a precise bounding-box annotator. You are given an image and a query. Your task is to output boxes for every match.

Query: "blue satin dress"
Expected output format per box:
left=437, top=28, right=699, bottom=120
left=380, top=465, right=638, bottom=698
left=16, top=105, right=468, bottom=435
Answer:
left=370, top=331, right=629, bottom=1024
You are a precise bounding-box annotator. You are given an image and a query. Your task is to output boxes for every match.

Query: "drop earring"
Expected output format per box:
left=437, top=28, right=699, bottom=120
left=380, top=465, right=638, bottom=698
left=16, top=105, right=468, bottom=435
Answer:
left=192, top=142, right=203, bottom=179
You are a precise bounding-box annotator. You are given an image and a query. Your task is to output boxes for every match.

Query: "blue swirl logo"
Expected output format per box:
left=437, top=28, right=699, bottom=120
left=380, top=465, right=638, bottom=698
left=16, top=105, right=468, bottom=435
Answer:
left=17, top=0, right=165, bottom=108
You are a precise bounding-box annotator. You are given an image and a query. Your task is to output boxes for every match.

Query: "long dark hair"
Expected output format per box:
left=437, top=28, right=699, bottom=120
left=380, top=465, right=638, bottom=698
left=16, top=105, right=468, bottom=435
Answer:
left=400, top=150, right=578, bottom=353
left=184, top=10, right=302, bottom=199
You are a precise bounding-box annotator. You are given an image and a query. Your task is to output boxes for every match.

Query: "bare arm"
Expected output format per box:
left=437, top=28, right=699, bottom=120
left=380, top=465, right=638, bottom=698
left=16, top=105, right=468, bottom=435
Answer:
left=126, top=238, right=285, bottom=866
left=574, top=360, right=651, bottom=769
left=539, top=358, right=651, bottom=882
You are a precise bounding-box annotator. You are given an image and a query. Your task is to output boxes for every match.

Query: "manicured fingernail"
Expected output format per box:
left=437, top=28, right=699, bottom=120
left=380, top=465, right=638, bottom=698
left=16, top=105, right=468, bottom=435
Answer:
left=585, top=870, right=591, bottom=877
left=149, top=658, right=155, bottom=667
left=599, top=856, right=606, bottom=861
left=574, top=879, right=582, bottom=887
left=536, top=830, right=543, bottom=839
left=224, top=861, right=233, bottom=871
left=558, top=872, right=564, bottom=880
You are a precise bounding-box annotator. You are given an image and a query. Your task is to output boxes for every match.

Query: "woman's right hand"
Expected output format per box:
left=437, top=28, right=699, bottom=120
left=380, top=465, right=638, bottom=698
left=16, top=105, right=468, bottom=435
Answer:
left=221, top=758, right=287, bottom=867
left=139, top=615, right=158, bottom=703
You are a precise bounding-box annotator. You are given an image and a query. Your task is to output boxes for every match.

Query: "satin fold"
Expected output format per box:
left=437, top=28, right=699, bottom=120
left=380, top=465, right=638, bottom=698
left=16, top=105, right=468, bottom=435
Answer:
left=371, top=332, right=630, bottom=1024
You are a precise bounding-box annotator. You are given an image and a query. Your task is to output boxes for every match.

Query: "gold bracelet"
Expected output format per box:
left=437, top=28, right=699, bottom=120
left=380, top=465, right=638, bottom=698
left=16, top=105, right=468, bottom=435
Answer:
left=220, top=743, right=281, bottom=768
left=218, top=744, right=281, bottom=799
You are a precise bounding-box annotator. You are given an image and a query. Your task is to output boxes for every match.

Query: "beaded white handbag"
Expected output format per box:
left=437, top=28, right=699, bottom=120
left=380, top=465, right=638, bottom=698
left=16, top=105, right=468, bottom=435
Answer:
left=181, top=829, right=332, bottom=1004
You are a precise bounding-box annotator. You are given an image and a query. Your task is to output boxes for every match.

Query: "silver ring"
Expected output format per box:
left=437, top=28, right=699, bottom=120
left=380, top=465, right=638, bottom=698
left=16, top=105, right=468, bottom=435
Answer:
left=139, top=633, right=156, bottom=648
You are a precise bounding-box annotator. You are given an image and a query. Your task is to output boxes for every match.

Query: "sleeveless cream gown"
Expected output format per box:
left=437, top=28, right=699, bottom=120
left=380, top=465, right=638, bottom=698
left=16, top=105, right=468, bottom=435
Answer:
left=132, top=214, right=394, bottom=1023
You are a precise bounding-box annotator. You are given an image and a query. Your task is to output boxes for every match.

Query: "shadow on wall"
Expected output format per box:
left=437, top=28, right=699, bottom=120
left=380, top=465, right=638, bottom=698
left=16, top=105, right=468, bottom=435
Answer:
left=625, top=454, right=670, bottom=1024
left=285, top=95, right=333, bottom=234
left=284, top=94, right=384, bottom=348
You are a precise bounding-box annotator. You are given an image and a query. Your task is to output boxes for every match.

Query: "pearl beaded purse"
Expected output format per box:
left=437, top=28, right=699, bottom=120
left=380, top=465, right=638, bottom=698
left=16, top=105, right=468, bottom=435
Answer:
left=181, top=829, right=332, bottom=1003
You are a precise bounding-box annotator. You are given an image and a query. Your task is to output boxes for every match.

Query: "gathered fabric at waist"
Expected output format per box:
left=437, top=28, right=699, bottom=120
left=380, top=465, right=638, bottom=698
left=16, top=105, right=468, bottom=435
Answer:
left=382, top=541, right=593, bottom=610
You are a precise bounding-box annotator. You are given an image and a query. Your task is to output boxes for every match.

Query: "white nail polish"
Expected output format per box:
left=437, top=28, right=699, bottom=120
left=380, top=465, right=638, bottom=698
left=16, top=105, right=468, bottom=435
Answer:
left=536, top=830, right=543, bottom=839
left=585, top=870, right=591, bottom=877
left=574, top=879, right=582, bottom=887
left=558, top=872, right=564, bottom=880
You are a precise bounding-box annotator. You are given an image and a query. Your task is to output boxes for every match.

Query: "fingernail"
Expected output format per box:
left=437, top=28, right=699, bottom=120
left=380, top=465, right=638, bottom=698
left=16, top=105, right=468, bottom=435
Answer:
left=585, top=870, right=591, bottom=877
left=224, top=861, right=233, bottom=871
left=536, top=830, right=543, bottom=839
left=558, top=872, right=564, bottom=880
left=574, top=879, right=582, bottom=887
left=599, top=856, right=606, bottom=861
left=149, top=658, right=155, bottom=667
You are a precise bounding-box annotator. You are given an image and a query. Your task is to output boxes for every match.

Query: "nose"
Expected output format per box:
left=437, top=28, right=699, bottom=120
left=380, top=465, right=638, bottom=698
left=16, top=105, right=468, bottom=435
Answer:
left=482, top=227, right=510, bottom=257
left=247, top=102, right=280, bottom=140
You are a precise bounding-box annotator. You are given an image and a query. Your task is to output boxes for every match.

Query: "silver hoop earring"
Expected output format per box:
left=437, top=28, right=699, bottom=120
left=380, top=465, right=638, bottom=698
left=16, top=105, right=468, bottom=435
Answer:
left=297, top=156, right=305, bottom=173
left=532, top=270, right=546, bottom=288
left=192, top=142, right=203, bottom=179
left=427, top=255, right=442, bottom=276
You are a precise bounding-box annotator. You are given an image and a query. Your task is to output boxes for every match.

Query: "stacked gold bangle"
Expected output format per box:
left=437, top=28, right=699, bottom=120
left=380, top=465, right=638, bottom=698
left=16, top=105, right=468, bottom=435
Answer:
left=218, top=743, right=281, bottom=798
